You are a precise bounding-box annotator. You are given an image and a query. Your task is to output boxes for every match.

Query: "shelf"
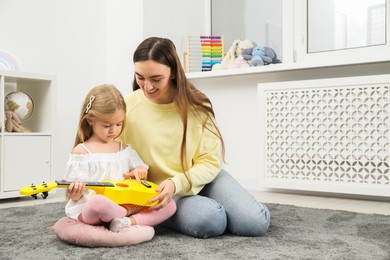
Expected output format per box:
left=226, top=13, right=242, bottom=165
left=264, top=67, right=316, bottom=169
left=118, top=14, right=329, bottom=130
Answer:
left=0, top=71, right=55, bottom=199
left=1, top=132, right=52, bottom=136
left=1, top=71, right=55, bottom=133
left=0, top=70, right=55, bottom=81
left=186, top=59, right=390, bottom=80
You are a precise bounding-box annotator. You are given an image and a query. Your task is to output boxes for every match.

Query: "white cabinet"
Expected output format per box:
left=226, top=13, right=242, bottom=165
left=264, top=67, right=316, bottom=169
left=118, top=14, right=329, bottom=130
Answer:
left=0, top=70, right=55, bottom=199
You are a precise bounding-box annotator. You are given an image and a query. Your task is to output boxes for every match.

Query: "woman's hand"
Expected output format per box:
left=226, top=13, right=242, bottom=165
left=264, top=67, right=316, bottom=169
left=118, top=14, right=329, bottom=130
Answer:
left=66, top=181, right=86, bottom=201
left=149, top=179, right=175, bottom=209
left=123, top=166, right=148, bottom=182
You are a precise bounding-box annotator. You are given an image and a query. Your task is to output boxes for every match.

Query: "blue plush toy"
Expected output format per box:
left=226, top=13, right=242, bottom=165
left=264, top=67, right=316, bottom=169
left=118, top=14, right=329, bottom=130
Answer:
left=242, top=46, right=281, bottom=66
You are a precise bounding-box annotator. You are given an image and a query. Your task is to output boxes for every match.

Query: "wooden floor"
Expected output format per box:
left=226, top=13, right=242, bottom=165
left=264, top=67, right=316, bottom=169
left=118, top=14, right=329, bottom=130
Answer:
left=1, top=189, right=390, bottom=215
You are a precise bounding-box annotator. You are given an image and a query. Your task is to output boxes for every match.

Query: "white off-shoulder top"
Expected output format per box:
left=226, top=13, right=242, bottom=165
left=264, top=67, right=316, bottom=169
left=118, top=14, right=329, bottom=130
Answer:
left=63, top=144, right=148, bottom=220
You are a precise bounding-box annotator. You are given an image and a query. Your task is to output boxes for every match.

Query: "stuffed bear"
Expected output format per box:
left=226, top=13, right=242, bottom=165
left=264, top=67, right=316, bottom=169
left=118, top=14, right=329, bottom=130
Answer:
left=212, top=39, right=255, bottom=70
left=5, top=110, right=24, bottom=132
left=242, top=46, right=281, bottom=67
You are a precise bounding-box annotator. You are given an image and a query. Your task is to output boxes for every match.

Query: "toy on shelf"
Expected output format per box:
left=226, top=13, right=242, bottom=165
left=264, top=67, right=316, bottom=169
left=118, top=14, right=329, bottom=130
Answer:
left=4, top=91, right=34, bottom=132
left=184, top=35, right=224, bottom=72
left=242, top=46, right=281, bottom=67
left=19, top=179, right=159, bottom=206
left=212, top=39, right=254, bottom=70
left=4, top=110, right=24, bottom=132
left=231, top=55, right=250, bottom=69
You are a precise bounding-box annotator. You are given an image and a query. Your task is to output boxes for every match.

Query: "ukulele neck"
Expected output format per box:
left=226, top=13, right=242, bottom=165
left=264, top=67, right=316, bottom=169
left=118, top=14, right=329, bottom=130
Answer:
left=55, top=181, right=115, bottom=187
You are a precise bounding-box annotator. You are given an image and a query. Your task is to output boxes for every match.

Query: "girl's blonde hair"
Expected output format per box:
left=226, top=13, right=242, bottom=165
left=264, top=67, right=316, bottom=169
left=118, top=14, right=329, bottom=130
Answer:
left=73, top=84, right=126, bottom=148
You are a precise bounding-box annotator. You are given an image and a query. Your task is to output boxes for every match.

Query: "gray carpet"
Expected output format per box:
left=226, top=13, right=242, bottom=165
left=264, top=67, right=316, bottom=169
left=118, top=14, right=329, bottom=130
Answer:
left=0, top=201, right=389, bottom=260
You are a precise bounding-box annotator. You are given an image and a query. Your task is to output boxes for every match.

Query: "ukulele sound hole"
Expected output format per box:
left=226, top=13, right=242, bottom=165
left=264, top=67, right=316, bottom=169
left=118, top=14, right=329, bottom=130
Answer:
left=116, top=183, right=129, bottom=188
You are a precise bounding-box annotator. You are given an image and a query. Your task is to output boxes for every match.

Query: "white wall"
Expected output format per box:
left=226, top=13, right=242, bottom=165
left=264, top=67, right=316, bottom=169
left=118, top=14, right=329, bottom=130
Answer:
left=0, top=0, right=143, bottom=181
left=143, top=0, right=210, bottom=63
left=191, top=76, right=262, bottom=190
left=105, top=0, right=143, bottom=93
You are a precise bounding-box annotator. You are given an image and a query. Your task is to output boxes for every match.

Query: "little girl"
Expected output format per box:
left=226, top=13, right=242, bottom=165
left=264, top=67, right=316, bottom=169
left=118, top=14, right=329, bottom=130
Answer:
left=63, top=84, right=176, bottom=233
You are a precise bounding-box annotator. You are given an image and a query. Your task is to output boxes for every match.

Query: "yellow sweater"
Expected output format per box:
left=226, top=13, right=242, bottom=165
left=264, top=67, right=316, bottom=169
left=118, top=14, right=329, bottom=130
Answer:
left=119, top=89, right=222, bottom=196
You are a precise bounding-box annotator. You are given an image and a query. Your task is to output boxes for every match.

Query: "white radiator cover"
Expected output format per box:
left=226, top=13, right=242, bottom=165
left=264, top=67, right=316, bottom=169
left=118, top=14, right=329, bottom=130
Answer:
left=258, top=75, right=390, bottom=197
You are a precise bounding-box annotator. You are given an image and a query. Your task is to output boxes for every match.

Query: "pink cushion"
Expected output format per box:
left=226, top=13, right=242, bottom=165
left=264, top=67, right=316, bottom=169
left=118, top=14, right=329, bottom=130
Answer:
left=53, top=217, right=155, bottom=247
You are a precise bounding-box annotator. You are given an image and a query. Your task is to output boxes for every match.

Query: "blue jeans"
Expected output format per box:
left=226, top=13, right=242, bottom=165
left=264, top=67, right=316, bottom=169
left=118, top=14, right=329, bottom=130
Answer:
left=161, top=170, right=271, bottom=238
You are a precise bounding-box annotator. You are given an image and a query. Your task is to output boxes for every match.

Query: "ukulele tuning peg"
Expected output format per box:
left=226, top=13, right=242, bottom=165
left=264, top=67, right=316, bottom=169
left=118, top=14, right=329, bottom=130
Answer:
left=31, top=194, right=38, bottom=200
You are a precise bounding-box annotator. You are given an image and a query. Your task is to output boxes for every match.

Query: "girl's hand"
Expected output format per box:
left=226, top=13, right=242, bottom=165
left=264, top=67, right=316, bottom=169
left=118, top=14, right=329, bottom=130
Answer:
left=123, top=166, right=148, bottom=182
left=66, top=181, right=86, bottom=201
left=149, top=179, right=175, bottom=209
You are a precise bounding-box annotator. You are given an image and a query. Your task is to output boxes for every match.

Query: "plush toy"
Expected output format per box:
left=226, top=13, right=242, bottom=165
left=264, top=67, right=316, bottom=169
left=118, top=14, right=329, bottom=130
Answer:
left=242, top=47, right=265, bottom=66
left=5, top=110, right=24, bottom=132
left=212, top=39, right=255, bottom=70
left=231, top=55, right=250, bottom=69
left=242, top=46, right=281, bottom=67
left=264, top=46, right=282, bottom=64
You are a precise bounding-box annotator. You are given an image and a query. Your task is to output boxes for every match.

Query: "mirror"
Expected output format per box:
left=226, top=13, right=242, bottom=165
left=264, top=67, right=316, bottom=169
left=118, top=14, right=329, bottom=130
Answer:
left=308, top=0, right=386, bottom=53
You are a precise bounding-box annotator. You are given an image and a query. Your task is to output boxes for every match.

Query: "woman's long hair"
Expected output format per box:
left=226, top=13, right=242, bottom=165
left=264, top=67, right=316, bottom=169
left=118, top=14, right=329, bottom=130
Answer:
left=132, top=37, right=225, bottom=190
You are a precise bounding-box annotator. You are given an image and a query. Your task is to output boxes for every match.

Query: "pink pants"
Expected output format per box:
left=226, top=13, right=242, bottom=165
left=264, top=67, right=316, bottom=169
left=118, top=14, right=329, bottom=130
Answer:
left=79, top=195, right=176, bottom=226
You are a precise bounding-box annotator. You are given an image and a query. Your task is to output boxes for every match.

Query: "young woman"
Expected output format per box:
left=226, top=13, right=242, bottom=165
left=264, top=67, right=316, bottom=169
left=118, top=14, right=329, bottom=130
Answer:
left=118, top=37, right=270, bottom=238
left=63, top=84, right=176, bottom=233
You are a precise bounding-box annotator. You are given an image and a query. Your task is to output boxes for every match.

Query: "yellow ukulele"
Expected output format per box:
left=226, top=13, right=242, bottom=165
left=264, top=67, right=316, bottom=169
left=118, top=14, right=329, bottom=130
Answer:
left=19, top=179, right=159, bottom=206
